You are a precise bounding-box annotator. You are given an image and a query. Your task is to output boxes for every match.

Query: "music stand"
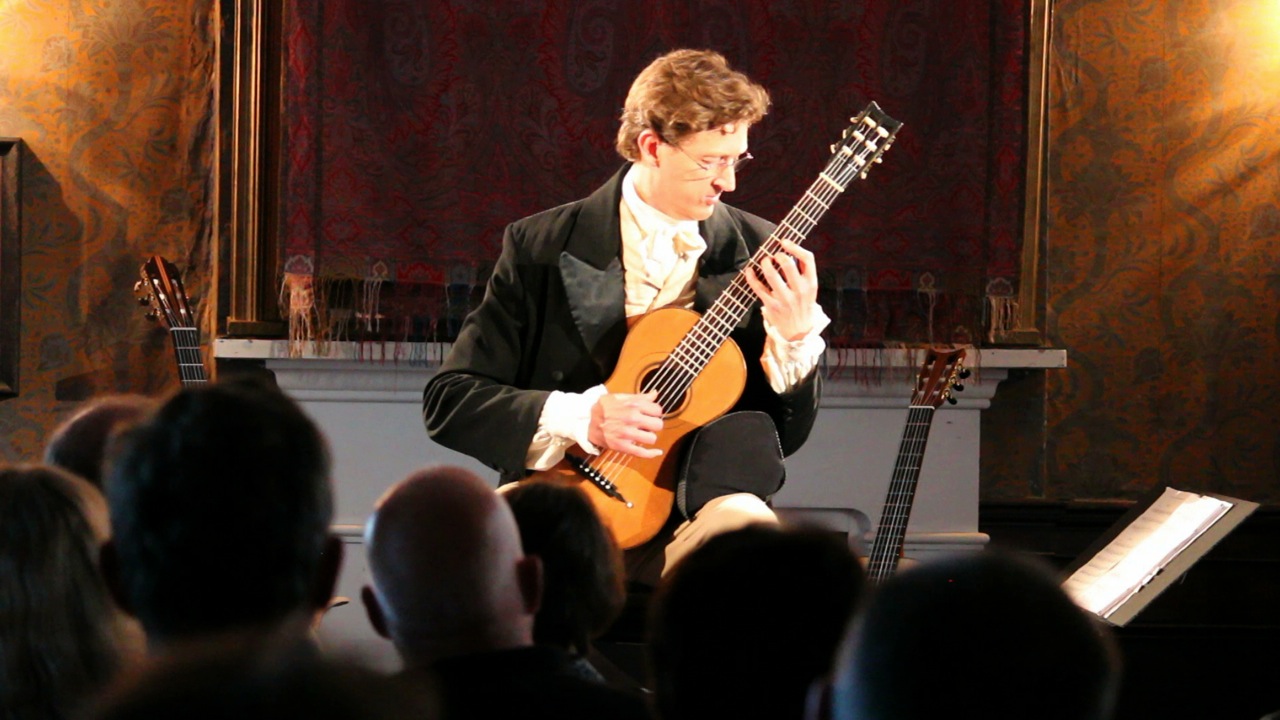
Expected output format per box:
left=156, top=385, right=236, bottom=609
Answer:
left=1060, top=485, right=1258, bottom=627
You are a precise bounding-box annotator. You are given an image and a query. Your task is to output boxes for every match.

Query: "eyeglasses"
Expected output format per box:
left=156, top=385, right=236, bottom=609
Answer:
left=665, top=140, right=753, bottom=175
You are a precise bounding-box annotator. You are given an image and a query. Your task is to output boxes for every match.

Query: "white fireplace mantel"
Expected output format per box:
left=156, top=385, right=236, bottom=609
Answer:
left=214, top=339, right=1064, bottom=543
left=214, top=338, right=1064, bottom=664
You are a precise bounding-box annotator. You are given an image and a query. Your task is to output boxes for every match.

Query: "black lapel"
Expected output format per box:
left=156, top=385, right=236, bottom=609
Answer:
left=560, top=166, right=628, bottom=367
left=694, top=205, right=754, bottom=328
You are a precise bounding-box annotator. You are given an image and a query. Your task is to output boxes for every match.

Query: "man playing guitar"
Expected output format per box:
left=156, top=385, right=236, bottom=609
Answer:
left=423, top=49, right=827, bottom=584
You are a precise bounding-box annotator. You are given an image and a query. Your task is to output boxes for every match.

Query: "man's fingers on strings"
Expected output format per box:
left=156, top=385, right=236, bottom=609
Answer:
left=775, top=238, right=815, bottom=273
left=607, top=435, right=663, bottom=458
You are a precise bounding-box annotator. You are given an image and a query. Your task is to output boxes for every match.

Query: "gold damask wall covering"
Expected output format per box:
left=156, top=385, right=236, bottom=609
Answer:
left=0, top=0, right=213, bottom=460
left=985, top=0, right=1280, bottom=504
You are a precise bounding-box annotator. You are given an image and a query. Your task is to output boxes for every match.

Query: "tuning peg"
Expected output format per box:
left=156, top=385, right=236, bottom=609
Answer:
left=959, top=368, right=971, bottom=379
left=137, top=296, right=151, bottom=306
left=133, top=280, right=144, bottom=293
left=953, top=383, right=965, bottom=393
left=947, top=396, right=958, bottom=405
left=144, top=311, right=158, bottom=322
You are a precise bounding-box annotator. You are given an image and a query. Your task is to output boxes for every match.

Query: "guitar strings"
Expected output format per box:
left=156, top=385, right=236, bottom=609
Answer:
left=867, top=404, right=933, bottom=582
left=586, top=123, right=888, bottom=488
left=172, top=327, right=207, bottom=384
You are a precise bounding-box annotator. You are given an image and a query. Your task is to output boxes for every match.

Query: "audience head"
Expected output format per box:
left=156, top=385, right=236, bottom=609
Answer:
left=362, top=465, right=541, bottom=667
left=102, top=377, right=340, bottom=647
left=616, top=48, right=770, bottom=161
left=828, top=549, right=1122, bottom=720
left=648, top=523, right=866, bottom=720
left=0, top=463, right=136, bottom=719
left=502, top=481, right=625, bottom=656
left=87, top=631, right=434, bottom=720
left=44, top=393, right=155, bottom=488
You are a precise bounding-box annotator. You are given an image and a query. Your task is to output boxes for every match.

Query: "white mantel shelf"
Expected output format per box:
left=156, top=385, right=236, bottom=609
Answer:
left=215, top=338, right=1064, bottom=396
left=215, top=338, right=1066, bottom=367
left=212, top=337, right=1064, bottom=662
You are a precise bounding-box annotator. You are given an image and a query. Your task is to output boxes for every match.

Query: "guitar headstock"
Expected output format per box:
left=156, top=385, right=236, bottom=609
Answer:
left=826, top=101, right=903, bottom=187
left=135, top=255, right=195, bottom=331
left=911, top=348, right=969, bottom=408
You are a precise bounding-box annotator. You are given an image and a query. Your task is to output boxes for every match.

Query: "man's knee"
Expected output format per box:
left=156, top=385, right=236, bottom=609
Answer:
left=695, top=492, right=779, bottom=529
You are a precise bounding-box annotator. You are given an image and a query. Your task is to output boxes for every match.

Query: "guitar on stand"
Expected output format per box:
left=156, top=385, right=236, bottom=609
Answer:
left=135, top=255, right=208, bottom=386
left=530, top=102, right=903, bottom=549
left=864, top=348, right=968, bottom=584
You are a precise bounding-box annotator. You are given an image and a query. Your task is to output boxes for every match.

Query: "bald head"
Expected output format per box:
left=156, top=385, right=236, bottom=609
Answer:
left=45, top=394, right=156, bottom=488
left=363, top=467, right=540, bottom=665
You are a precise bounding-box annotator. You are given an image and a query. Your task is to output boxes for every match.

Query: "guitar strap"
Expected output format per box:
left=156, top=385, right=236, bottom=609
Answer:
left=674, top=410, right=786, bottom=520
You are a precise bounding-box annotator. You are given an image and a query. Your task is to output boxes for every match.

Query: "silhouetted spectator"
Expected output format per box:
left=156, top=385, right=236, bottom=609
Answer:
left=100, top=378, right=342, bottom=651
left=0, top=463, right=142, bottom=720
left=86, top=630, right=434, bottom=720
left=502, top=481, right=627, bottom=682
left=825, top=549, right=1122, bottom=720
left=43, top=394, right=155, bottom=489
left=647, top=523, right=865, bottom=720
left=362, top=465, right=649, bottom=719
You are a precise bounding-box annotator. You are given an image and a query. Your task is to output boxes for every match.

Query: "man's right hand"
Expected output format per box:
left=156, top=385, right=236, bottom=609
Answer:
left=587, top=390, right=665, bottom=458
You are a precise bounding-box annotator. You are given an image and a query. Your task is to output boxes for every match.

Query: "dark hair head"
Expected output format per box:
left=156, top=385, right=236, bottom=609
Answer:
left=647, top=523, right=865, bottom=720
left=0, top=463, right=127, bottom=719
left=44, top=393, right=156, bottom=488
left=833, top=549, right=1122, bottom=720
left=616, top=49, right=770, bottom=161
left=104, top=378, right=334, bottom=642
left=502, top=481, right=625, bottom=654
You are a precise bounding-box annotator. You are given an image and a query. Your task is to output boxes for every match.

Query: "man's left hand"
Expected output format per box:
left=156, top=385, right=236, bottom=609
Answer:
left=743, top=237, right=819, bottom=341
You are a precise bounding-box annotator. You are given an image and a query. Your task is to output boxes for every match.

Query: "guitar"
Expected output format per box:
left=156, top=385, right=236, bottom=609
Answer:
left=864, top=348, right=968, bottom=584
left=135, top=255, right=208, bottom=386
left=533, top=102, right=903, bottom=549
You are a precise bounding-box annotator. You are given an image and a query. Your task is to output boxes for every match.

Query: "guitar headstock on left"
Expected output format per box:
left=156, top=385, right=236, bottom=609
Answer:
left=910, top=348, right=970, bottom=408
left=135, top=255, right=196, bottom=331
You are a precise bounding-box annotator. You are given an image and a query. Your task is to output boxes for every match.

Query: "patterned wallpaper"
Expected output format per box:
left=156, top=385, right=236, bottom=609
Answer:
left=0, top=0, right=214, bottom=462
left=984, top=0, right=1280, bottom=505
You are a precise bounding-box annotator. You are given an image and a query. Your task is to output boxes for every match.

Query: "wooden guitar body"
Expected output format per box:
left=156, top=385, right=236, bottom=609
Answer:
left=531, top=307, right=746, bottom=549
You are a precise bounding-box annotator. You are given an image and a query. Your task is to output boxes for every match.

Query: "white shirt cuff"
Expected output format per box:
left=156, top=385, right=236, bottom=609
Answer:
left=524, top=385, right=609, bottom=470
left=762, top=304, right=830, bottom=394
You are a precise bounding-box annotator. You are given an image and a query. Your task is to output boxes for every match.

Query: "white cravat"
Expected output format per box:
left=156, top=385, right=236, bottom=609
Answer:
left=619, top=167, right=707, bottom=316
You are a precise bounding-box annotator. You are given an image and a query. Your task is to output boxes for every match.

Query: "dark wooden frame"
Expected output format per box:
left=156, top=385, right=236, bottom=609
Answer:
left=0, top=138, right=20, bottom=399
left=217, top=3, right=1054, bottom=346
left=217, top=0, right=284, bottom=337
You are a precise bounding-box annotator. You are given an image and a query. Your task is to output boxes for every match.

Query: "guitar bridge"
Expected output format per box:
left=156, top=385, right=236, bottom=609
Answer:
left=564, top=453, right=633, bottom=508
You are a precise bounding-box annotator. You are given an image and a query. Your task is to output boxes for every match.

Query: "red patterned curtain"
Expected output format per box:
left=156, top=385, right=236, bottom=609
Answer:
left=281, top=1, right=1027, bottom=350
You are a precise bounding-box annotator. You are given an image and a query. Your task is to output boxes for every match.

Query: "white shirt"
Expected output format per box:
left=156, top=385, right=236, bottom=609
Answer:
left=525, top=166, right=830, bottom=469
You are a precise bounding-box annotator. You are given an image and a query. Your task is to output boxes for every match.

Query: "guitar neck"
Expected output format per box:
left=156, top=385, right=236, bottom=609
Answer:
left=646, top=160, right=866, bottom=406
left=169, top=327, right=208, bottom=386
left=700, top=168, right=852, bottom=337
left=639, top=101, right=899, bottom=410
left=866, top=403, right=936, bottom=584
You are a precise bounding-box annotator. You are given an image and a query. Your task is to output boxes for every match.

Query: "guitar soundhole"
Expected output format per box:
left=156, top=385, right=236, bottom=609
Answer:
left=639, top=365, right=689, bottom=417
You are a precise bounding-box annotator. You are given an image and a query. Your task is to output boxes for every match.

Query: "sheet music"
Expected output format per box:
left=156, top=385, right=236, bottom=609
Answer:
left=1063, top=488, right=1233, bottom=618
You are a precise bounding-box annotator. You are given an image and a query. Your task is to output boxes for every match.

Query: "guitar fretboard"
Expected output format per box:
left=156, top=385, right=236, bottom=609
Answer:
left=866, top=404, right=934, bottom=584
left=170, top=327, right=208, bottom=386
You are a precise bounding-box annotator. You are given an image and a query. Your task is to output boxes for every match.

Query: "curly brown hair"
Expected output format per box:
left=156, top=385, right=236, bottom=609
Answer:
left=616, top=49, right=770, bottom=161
